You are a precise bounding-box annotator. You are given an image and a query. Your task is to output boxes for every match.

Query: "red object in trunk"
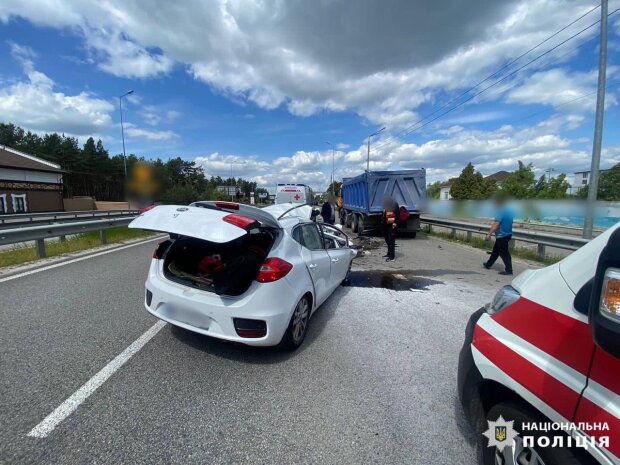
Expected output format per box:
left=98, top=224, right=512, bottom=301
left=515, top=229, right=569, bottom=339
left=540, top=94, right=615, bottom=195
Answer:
left=256, top=257, right=293, bottom=283
left=223, top=213, right=258, bottom=229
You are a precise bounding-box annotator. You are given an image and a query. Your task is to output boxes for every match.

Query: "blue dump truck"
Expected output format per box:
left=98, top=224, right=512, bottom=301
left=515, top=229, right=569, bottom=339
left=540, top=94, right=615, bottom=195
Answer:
left=340, top=169, right=426, bottom=237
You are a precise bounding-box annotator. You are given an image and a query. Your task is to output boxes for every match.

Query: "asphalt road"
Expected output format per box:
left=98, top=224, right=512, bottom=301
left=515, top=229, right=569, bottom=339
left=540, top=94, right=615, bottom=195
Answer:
left=0, top=232, right=536, bottom=464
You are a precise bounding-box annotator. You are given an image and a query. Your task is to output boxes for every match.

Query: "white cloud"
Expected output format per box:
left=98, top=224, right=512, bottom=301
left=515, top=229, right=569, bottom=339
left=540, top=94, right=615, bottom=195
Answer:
left=2, top=0, right=617, bottom=125
left=124, top=123, right=177, bottom=141
left=0, top=43, right=113, bottom=135
left=507, top=68, right=601, bottom=112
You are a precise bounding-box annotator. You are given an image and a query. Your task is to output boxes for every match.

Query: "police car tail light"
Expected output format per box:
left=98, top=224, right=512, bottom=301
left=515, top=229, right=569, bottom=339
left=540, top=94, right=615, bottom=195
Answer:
left=486, top=285, right=520, bottom=314
left=600, top=268, right=620, bottom=322
left=256, top=258, right=293, bottom=283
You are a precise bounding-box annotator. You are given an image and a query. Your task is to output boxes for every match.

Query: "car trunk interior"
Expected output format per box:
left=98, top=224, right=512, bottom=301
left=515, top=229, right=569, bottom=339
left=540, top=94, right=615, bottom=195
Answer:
left=163, top=227, right=278, bottom=296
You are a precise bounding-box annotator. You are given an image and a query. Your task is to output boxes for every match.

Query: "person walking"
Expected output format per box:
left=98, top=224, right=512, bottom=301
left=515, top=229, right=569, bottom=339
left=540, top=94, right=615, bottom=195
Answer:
left=483, top=197, right=514, bottom=275
left=381, top=195, right=399, bottom=262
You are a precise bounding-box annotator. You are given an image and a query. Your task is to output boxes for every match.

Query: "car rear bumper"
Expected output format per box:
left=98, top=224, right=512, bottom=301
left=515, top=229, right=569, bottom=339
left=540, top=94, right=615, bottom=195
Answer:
left=144, top=261, right=298, bottom=346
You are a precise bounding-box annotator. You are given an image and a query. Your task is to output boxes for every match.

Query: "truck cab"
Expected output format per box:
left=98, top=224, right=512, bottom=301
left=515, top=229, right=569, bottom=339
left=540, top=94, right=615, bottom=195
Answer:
left=458, top=222, right=620, bottom=464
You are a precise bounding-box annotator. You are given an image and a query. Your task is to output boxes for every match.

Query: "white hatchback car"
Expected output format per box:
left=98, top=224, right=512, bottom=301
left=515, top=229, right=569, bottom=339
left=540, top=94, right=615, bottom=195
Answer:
left=129, top=201, right=356, bottom=349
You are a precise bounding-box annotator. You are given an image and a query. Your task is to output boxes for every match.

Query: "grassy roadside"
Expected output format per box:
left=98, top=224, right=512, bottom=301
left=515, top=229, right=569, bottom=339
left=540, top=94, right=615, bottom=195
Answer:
left=421, top=225, right=561, bottom=265
left=0, top=227, right=154, bottom=269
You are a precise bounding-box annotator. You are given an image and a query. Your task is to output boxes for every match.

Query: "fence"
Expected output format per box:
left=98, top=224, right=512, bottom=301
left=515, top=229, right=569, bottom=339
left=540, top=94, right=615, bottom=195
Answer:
left=420, top=216, right=590, bottom=260
left=0, top=214, right=139, bottom=258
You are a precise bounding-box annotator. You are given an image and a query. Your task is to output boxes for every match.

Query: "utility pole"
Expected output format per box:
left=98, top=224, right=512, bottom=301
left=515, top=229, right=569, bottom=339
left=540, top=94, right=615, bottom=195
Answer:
left=583, top=0, right=607, bottom=239
left=119, top=90, right=134, bottom=180
left=366, top=127, right=385, bottom=172
left=545, top=168, right=555, bottom=179
left=230, top=163, right=234, bottom=202
left=325, top=141, right=336, bottom=198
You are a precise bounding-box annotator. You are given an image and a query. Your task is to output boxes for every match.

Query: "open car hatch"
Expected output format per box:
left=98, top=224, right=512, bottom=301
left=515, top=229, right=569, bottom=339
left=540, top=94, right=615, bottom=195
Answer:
left=128, top=205, right=261, bottom=243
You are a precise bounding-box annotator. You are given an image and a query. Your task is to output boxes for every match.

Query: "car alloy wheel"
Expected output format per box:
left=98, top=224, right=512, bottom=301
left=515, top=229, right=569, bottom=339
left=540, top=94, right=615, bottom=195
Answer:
left=494, top=437, right=546, bottom=465
left=291, top=297, right=310, bottom=344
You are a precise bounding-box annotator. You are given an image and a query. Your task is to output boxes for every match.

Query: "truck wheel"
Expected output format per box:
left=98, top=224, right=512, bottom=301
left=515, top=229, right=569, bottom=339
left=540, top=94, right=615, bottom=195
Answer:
left=356, top=214, right=365, bottom=234
left=481, top=401, right=595, bottom=465
left=410, top=232, right=417, bottom=239
left=345, top=212, right=352, bottom=228
left=351, top=214, right=359, bottom=233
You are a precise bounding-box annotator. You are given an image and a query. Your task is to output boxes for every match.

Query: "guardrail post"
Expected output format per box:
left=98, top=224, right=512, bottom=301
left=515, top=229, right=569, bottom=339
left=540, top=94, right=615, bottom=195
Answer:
left=450, top=228, right=456, bottom=238
left=99, top=229, right=107, bottom=245
left=466, top=231, right=472, bottom=242
left=537, top=244, right=546, bottom=260
left=509, top=239, right=516, bottom=251
left=59, top=235, right=66, bottom=242
left=36, top=239, right=46, bottom=258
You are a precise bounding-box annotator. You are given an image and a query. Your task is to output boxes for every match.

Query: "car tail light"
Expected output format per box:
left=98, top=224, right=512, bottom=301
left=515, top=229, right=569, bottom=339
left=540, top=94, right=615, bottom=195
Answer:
left=223, top=214, right=258, bottom=229
left=256, top=258, right=293, bottom=283
left=153, top=239, right=171, bottom=259
left=233, top=318, right=267, bottom=338
left=214, top=201, right=239, bottom=210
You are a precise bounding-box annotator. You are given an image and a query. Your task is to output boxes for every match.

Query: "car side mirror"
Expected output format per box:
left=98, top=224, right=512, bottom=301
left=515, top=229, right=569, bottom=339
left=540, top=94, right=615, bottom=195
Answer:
left=310, top=209, right=320, bottom=221
left=588, top=228, right=620, bottom=358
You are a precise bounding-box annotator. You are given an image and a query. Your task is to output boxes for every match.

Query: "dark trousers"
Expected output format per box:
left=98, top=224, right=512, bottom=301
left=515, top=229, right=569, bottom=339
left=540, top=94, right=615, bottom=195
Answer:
left=487, top=235, right=512, bottom=272
left=384, top=226, right=396, bottom=259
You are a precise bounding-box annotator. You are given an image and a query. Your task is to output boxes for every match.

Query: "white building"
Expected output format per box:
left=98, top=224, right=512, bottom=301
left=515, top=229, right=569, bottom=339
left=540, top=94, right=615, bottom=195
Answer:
left=569, top=169, right=608, bottom=195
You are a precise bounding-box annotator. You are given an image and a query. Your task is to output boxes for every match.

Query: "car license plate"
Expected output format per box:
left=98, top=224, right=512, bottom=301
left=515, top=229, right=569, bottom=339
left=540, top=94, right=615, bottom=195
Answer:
left=162, top=305, right=210, bottom=330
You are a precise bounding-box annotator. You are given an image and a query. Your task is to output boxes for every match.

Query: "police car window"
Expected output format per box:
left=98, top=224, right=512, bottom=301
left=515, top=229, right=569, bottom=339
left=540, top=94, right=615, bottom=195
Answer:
left=300, top=224, right=323, bottom=250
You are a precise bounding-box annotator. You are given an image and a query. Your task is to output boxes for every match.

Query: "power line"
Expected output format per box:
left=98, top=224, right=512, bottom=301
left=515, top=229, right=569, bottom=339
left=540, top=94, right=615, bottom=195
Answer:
left=509, top=80, right=620, bottom=126
left=371, top=5, right=618, bottom=153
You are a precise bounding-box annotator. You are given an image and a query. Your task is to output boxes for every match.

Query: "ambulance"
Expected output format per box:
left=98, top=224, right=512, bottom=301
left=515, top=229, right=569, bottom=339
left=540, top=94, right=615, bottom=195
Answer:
left=459, top=222, right=620, bottom=465
left=274, top=183, right=314, bottom=205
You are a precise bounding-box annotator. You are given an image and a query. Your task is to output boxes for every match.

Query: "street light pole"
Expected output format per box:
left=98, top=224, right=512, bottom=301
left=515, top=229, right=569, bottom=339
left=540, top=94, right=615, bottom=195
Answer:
left=366, top=127, right=385, bottom=172
left=584, top=0, right=608, bottom=239
left=325, top=141, right=336, bottom=198
left=230, top=163, right=234, bottom=202
left=119, top=90, right=134, bottom=180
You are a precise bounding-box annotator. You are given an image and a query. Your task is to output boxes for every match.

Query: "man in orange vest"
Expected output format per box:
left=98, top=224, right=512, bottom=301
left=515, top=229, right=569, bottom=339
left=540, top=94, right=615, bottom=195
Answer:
left=381, top=195, right=399, bottom=262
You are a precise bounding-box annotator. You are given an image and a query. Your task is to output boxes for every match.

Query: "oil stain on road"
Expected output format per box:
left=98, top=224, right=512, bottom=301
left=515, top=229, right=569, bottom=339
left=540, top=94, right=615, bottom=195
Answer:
left=346, top=270, right=444, bottom=291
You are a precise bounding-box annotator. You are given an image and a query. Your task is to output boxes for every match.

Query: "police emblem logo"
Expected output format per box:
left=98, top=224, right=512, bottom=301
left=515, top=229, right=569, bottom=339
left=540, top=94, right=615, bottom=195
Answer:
left=483, top=415, right=519, bottom=450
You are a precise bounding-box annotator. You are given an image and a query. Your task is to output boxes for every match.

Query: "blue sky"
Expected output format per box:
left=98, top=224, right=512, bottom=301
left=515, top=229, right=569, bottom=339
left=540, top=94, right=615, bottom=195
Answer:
left=0, top=0, right=619, bottom=190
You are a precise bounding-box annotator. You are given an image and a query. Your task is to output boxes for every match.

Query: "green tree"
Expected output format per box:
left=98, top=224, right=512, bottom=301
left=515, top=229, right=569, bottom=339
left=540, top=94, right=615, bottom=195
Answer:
left=450, top=163, right=497, bottom=200
left=536, top=173, right=570, bottom=199
left=326, top=180, right=342, bottom=198
left=426, top=181, right=442, bottom=199
left=578, top=163, right=620, bottom=200
left=501, top=161, right=536, bottom=199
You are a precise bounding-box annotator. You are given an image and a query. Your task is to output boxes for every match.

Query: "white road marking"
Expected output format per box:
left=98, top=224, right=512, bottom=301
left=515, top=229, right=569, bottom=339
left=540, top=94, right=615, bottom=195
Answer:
left=0, top=236, right=164, bottom=284
left=28, top=320, right=167, bottom=438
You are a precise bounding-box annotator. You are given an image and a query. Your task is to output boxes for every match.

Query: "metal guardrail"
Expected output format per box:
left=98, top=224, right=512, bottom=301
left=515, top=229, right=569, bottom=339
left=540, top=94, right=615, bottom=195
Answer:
left=420, top=216, right=590, bottom=260
left=0, top=210, right=139, bottom=228
left=0, top=216, right=138, bottom=258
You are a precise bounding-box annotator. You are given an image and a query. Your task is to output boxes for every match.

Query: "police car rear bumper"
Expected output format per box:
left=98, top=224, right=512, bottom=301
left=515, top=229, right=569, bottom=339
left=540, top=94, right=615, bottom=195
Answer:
left=458, top=306, right=486, bottom=433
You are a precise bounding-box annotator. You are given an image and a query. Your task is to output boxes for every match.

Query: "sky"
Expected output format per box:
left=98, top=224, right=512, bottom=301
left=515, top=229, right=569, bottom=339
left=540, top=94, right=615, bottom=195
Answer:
left=0, top=0, right=619, bottom=191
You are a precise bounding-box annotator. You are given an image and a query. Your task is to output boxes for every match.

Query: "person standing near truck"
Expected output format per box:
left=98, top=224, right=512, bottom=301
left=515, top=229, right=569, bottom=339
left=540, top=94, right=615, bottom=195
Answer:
left=381, top=195, right=399, bottom=262
left=483, top=197, right=514, bottom=275
left=321, top=198, right=334, bottom=225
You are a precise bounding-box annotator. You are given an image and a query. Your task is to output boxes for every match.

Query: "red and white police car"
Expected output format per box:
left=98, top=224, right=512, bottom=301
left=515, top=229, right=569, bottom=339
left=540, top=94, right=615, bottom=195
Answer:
left=459, top=222, right=620, bottom=465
